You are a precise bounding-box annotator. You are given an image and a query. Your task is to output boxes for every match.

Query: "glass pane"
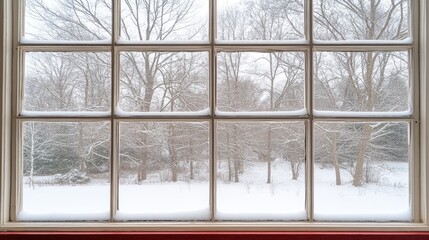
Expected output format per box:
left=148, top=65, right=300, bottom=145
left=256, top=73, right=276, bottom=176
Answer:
left=314, top=121, right=410, bottom=221
left=217, top=0, right=305, bottom=41
left=216, top=121, right=306, bottom=221
left=23, top=52, right=111, bottom=114
left=313, top=0, right=410, bottom=41
left=19, top=121, right=111, bottom=221
left=24, top=0, right=112, bottom=42
left=120, top=0, right=208, bottom=41
left=313, top=51, right=410, bottom=114
left=118, top=121, right=209, bottom=220
left=119, top=52, right=209, bottom=113
left=217, top=52, right=305, bottom=114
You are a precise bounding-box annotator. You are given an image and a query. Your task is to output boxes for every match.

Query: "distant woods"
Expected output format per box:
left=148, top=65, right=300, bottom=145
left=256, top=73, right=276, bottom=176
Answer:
left=23, top=0, right=410, bottom=187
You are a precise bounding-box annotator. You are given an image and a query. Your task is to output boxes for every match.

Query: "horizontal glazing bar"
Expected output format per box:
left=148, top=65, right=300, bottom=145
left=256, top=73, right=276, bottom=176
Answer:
left=216, top=117, right=414, bottom=122
left=116, top=45, right=212, bottom=52
left=313, top=112, right=413, bottom=118
left=19, top=112, right=111, bottom=118
left=2, top=220, right=428, bottom=229
left=16, top=116, right=215, bottom=121
left=20, top=40, right=112, bottom=45
left=116, top=118, right=212, bottom=123
left=311, top=117, right=415, bottom=122
left=116, top=40, right=210, bottom=45
left=216, top=43, right=413, bottom=48
left=213, top=115, right=308, bottom=120
left=18, top=44, right=414, bottom=51
left=313, top=45, right=413, bottom=51
left=19, top=42, right=413, bottom=49
left=215, top=46, right=309, bottom=51
left=313, top=40, right=413, bottom=45
left=19, top=46, right=112, bottom=52
left=16, top=117, right=113, bottom=122
left=15, top=116, right=415, bottom=122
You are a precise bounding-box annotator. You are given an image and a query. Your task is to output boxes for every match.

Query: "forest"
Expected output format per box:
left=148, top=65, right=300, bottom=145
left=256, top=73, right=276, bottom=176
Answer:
left=19, top=0, right=412, bottom=221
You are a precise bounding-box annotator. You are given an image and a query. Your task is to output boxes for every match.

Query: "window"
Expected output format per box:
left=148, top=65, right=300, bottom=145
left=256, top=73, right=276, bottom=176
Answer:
left=1, top=0, right=429, bottom=231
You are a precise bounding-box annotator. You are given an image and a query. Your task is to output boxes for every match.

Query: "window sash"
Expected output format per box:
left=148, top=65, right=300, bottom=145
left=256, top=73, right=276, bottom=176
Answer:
left=5, top=0, right=422, bottom=225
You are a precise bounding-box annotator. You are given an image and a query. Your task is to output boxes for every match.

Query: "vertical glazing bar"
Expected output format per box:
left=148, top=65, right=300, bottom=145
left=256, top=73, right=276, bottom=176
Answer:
left=10, top=0, right=22, bottom=222
left=411, top=119, right=420, bottom=223
left=12, top=49, right=23, bottom=221
left=305, top=0, right=314, bottom=222
left=410, top=0, right=421, bottom=223
left=209, top=0, right=216, bottom=221
left=0, top=0, right=12, bottom=225
left=16, top=0, right=23, bottom=117
left=15, top=119, right=23, bottom=220
left=110, top=0, right=120, bottom=222
left=419, top=0, right=428, bottom=224
left=111, top=119, right=119, bottom=221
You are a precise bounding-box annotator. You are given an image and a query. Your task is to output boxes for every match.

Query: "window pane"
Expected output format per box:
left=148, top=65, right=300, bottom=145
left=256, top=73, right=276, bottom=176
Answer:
left=23, top=52, right=111, bottom=114
left=24, top=0, right=112, bottom=42
left=19, top=121, right=111, bottom=221
left=313, top=121, right=410, bottom=221
left=120, top=0, right=208, bottom=41
left=118, top=121, right=209, bottom=220
left=217, top=0, right=305, bottom=41
left=217, top=52, right=305, bottom=114
left=119, top=52, right=209, bottom=114
left=216, top=121, right=306, bottom=221
left=313, top=51, right=410, bottom=114
left=313, top=0, right=410, bottom=41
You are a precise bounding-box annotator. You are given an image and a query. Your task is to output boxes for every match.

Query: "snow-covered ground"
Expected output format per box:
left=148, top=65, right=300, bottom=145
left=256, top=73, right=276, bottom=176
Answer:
left=117, top=182, right=210, bottom=221
left=18, top=160, right=410, bottom=222
left=314, top=161, right=410, bottom=221
left=216, top=159, right=306, bottom=221
left=19, top=184, right=110, bottom=221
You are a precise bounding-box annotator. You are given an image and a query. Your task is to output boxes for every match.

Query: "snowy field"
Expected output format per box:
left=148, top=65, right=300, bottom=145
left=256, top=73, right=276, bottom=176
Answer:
left=216, top=159, right=306, bottom=221
left=314, top=161, right=410, bottom=221
left=18, top=160, right=410, bottom=222
left=117, top=182, right=210, bottom=221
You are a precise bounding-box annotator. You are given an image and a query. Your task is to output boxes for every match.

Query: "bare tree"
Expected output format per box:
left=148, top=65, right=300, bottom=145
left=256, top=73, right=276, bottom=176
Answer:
left=26, top=0, right=112, bottom=41
left=217, top=2, right=306, bottom=184
left=23, top=122, right=55, bottom=188
left=120, top=0, right=207, bottom=182
left=314, top=0, right=409, bottom=186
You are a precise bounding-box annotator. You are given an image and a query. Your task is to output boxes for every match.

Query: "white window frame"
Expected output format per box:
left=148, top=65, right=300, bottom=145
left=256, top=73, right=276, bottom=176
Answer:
left=0, top=0, right=428, bottom=231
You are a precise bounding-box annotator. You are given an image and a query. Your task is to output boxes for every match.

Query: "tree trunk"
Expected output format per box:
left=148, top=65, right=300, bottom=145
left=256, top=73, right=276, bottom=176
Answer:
left=353, top=123, right=372, bottom=186
left=79, top=60, right=91, bottom=174
left=352, top=18, right=375, bottom=186
left=190, top=161, right=194, bottom=180
left=331, top=132, right=341, bottom=185
left=136, top=54, right=156, bottom=182
left=138, top=164, right=147, bottom=182
left=78, top=123, right=87, bottom=173
left=142, top=54, right=155, bottom=112
left=290, top=161, right=299, bottom=180
left=234, top=159, right=239, bottom=183
left=352, top=2, right=375, bottom=186
left=189, top=137, right=194, bottom=180
left=137, top=123, right=148, bottom=183
left=226, top=132, right=232, bottom=182
left=228, top=158, right=232, bottom=182
left=169, top=123, right=178, bottom=182
left=29, top=123, right=35, bottom=188
left=266, top=128, right=272, bottom=184
left=233, top=125, right=240, bottom=182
